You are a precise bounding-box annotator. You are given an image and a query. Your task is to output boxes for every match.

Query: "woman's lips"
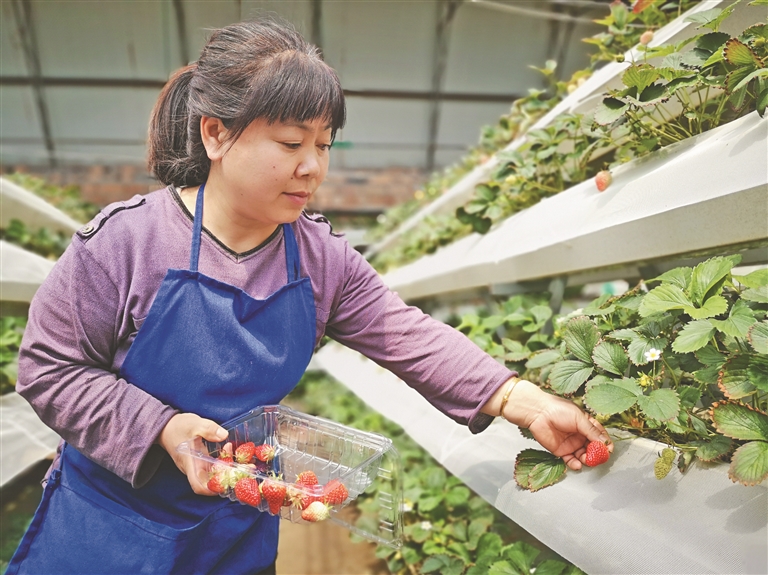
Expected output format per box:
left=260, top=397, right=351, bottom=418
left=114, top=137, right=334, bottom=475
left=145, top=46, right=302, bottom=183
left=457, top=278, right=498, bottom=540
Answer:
left=283, top=191, right=309, bottom=206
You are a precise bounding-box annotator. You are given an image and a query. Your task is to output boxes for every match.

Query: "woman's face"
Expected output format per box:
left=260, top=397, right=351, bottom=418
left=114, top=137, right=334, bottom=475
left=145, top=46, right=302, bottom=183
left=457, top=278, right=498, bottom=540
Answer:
left=206, top=116, right=332, bottom=230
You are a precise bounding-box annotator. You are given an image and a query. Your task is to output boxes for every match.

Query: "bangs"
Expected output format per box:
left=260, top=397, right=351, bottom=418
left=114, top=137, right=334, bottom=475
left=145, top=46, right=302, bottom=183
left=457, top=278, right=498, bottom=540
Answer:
left=232, top=51, right=346, bottom=140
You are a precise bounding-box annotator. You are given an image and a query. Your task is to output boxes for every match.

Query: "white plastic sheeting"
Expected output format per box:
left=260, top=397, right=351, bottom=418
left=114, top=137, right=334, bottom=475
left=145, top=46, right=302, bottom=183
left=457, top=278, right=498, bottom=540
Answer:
left=0, top=392, right=59, bottom=487
left=314, top=342, right=768, bottom=575
left=0, top=241, right=56, bottom=304
left=0, top=177, right=82, bottom=235
left=384, top=111, right=768, bottom=301
left=366, top=0, right=766, bottom=258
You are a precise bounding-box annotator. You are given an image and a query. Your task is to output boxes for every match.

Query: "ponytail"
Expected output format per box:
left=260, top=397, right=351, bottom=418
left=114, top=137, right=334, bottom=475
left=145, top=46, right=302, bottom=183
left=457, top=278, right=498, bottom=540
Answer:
left=147, top=64, right=210, bottom=187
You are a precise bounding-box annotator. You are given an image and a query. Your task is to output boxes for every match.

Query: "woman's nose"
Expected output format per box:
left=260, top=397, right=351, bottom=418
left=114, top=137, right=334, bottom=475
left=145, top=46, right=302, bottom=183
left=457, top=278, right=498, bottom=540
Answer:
left=296, top=151, right=322, bottom=178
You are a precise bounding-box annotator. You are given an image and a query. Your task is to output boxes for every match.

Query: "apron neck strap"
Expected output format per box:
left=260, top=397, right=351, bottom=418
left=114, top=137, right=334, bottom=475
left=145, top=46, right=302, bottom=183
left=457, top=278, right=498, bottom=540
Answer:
left=189, top=182, right=206, bottom=272
left=191, top=183, right=301, bottom=282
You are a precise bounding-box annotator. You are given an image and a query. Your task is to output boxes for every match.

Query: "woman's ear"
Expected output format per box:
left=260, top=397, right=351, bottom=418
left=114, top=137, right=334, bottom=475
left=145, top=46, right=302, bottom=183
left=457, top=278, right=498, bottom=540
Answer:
left=200, top=116, right=230, bottom=161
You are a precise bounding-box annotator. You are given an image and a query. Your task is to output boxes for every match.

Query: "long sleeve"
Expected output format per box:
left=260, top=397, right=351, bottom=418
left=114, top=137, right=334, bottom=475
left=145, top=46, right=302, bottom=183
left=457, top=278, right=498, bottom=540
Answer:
left=324, top=242, right=514, bottom=433
left=16, top=239, right=177, bottom=487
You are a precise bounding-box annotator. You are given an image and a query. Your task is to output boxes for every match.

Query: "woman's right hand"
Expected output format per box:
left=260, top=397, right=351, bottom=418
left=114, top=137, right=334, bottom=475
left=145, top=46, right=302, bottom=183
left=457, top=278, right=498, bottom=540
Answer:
left=157, top=412, right=229, bottom=495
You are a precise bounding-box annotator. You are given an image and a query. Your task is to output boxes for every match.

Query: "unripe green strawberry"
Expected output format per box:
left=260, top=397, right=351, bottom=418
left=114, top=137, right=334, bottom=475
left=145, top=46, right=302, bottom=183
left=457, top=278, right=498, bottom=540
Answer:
left=301, top=501, right=331, bottom=522
left=584, top=440, right=610, bottom=467
left=661, top=448, right=676, bottom=464
left=654, top=457, right=673, bottom=480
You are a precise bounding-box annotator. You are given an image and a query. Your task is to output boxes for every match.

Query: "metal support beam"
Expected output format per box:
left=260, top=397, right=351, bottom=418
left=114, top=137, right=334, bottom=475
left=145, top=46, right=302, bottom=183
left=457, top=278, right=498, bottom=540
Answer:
left=10, top=0, right=56, bottom=167
left=172, top=0, right=190, bottom=66
left=426, top=0, right=463, bottom=173
left=311, top=0, right=323, bottom=54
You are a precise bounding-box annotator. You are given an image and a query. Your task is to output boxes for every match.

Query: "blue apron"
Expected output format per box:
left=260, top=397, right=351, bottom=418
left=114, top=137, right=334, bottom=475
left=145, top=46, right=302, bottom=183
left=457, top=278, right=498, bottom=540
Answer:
left=8, top=183, right=317, bottom=574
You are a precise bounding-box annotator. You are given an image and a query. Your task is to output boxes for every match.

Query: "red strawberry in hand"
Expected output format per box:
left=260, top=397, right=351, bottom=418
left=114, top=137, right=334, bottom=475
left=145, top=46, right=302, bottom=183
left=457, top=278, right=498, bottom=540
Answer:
left=301, top=501, right=331, bottom=522
left=584, top=440, right=611, bottom=467
left=234, top=477, right=262, bottom=507
left=234, top=442, right=257, bottom=464
left=322, top=479, right=349, bottom=506
left=253, top=444, right=276, bottom=463
left=207, top=474, right=227, bottom=494
left=261, top=477, right=287, bottom=515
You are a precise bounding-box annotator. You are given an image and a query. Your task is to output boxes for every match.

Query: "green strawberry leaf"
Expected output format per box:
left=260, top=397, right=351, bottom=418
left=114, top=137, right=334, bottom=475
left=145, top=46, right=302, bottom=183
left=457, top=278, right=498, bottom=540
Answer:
left=711, top=402, right=768, bottom=441
left=623, top=64, right=660, bottom=94
left=514, top=449, right=566, bottom=491
left=695, top=344, right=726, bottom=366
left=689, top=255, right=740, bottom=305
left=748, top=355, right=768, bottom=392
left=672, top=320, right=716, bottom=353
left=607, top=328, right=639, bottom=342
left=421, top=554, right=465, bottom=575
left=728, top=441, right=768, bottom=487
left=757, top=86, right=768, bottom=117
left=488, top=561, right=522, bottom=575
left=723, top=38, right=761, bottom=68
left=592, top=341, right=629, bottom=375
left=526, top=349, right=562, bottom=369
left=637, top=388, right=681, bottom=422
left=594, top=97, right=629, bottom=125
left=733, top=68, right=768, bottom=93
left=693, top=434, right=733, bottom=462
left=696, top=31, right=732, bottom=53
left=718, top=355, right=757, bottom=399
left=532, top=560, right=568, bottom=575
left=649, top=266, right=692, bottom=290
left=562, top=316, right=600, bottom=363
left=683, top=295, right=729, bottom=319
left=733, top=268, right=768, bottom=289
left=445, top=486, right=471, bottom=507
left=475, top=532, right=503, bottom=562
left=548, top=360, right=594, bottom=395
left=709, top=299, right=756, bottom=338
left=584, top=378, right=642, bottom=415
left=502, top=541, right=541, bottom=574
left=628, top=335, right=668, bottom=366
left=678, top=386, right=702, bottom=409
left=741, top=286, right=768, bottom=303
left=748, top=321, right=768, bottom=353
left=639, top=284, right=694, bottom=317
left=693, top=364, right=722, bottom=385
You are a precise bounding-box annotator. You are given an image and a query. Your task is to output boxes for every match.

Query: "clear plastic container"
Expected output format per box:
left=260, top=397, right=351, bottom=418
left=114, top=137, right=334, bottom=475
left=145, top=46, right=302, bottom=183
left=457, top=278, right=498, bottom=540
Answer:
left=176, top=404, right=403, bottom=548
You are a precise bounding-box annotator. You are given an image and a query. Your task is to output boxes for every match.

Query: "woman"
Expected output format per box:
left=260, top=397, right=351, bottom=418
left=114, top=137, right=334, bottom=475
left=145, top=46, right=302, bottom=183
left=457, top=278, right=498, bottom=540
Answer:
left=9, top=18, right=610, bottom=575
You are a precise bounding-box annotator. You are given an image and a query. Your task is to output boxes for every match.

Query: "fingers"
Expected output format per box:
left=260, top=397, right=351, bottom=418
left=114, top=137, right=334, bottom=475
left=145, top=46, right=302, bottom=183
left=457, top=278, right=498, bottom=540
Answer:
left=196, top=419, right=229, bottom=443
left=562, top=453, right=582, bottom=471
left=575, top=412, right=612, bottom=450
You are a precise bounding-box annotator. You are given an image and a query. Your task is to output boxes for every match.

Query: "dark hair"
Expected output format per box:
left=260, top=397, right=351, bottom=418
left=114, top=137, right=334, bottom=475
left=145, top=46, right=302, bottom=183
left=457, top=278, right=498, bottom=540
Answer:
left=148, top=19, right=346, bottom=187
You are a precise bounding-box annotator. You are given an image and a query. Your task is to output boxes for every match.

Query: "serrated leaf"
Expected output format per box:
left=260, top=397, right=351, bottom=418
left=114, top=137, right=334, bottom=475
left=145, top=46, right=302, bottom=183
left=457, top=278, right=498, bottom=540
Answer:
left=683, top=294, right=728, bottom=319
left=728, top=441, right=768, bottom=486
left=726, top=66, right=756, bottom=94
left=748, top=355, right=768, bottom=392
left=526, top=350, right=562, bottom=369
left=533, top=559, right=568, bottom=575
left=748, top=321, right=768, bottom=353
left=594, top=97, right=629, bottom=125
left=710, top=299, right=756, bottom=338
left=723, top=38, right=761, bottom=68
left=694, top=364, right=722, bottom=385
left=696, top=31, right=732, bottom=53
left=548, top=360, right=594, bottom=395
left=528, top=459, right=567, bottom=492
left=637, top=388, right=681, bottom=422
left=695, top=344, right=726, bottom=366
left=678, top=386, right=702, bottom=409
left=672, top=320, right=715, bottom=353
left=742, top=286, right=768, bottom=303
left=421, top=554, right=465, bottom=575
left=690, top=256, right=739, bottom=305
left=694, top=434, right=733, bottom=462
left=592, top=341, right=629, bottom=375
left=733, top=268, right=768, bottom=289
left=562, top=316, right=600, bottom=363
left=733, top=68, right=768, bottom=93
left=476, top=532, right=503, bottom=561
left=623, top=64, right=660, bottom=94
left=639, top=284, right=694, bottom=317
left=584, top=378, right=642, bottom=415
left=502, top=541, right=541, bottom=574
left=445, top=485, right=471, bottom=507
left=651, top=265, right=692, bottom=289
left=585, top=374, right=614, bottom=391
left=488, top=561, right=520, bottom=575
left=515, top=449, right=565, bottom=491
left=718, top=355, right=756, bottom=399
left=711, top=402, right=768, bottom=441
left=757, top=87, right=768, bottom=117
left=628, top=336, right=668, bottom=366
left=608, top=328, right=639, bottom=341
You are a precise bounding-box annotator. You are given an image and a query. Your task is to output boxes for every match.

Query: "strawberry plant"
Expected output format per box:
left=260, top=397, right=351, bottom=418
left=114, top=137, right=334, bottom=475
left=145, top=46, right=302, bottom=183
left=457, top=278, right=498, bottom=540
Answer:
left=0, top=316, right=26, bottom=396
left=457, top=254, right=768, bottom=490
left=286, top=371, right=584, bottom=575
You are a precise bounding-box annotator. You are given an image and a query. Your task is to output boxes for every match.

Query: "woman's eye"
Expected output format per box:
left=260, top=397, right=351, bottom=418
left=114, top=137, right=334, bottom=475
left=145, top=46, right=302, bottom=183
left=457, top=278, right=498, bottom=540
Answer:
left=283, top=143, right=301, bottom=150
left=318, top=144, right=331, bottom=152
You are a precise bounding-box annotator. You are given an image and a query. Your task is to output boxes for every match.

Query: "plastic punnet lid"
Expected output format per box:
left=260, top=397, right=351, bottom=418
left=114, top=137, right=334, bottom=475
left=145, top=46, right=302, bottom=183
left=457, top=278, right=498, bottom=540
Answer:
left=177, top=404, right=403, bottom=548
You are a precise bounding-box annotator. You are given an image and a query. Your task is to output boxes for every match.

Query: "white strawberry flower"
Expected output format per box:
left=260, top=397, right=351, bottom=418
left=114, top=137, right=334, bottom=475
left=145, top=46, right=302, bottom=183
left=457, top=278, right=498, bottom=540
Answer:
left=420, top=521, right=433, bottom=531
left=400, top=501, right=413, bottom=513
left=644, top=348, right=662, bottom=362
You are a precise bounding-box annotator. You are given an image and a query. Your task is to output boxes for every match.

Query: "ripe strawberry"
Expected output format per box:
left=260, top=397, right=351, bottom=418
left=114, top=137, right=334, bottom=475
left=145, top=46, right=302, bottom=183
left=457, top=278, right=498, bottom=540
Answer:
left=286, top=484, right=322, bottom=510
left=234, top=442, right=257, bottom=464
left=234, top=477, right=262, bottom=507
left=595, top=170, right=612, bottom=192
left=584, top=440, right=611, bottom=467
left=322, top=479, right=349, bottom=506
left=295, top=470, right=318, bottom=487
left=207, top=474, right=227, bottom=494
left=261, top=477, right=287, bottom=515
left=253, top=443, right=276, bottom=463
left=639, top=30, right=654, bottom=45
left=301, top=501, right=331, bottom=522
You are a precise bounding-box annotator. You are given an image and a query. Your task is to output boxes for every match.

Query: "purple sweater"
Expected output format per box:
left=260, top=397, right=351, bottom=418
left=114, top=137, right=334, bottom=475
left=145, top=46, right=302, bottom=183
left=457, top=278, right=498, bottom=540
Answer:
left=17, top=186, right=513, bottom=487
